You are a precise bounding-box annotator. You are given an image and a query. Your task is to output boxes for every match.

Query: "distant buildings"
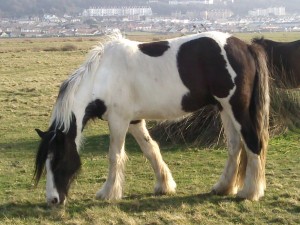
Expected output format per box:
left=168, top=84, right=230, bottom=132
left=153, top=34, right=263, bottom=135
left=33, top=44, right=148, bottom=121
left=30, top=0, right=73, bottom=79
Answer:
left=218, top=0, right=234, bottom=4
left=2, top=3, right=300, bottom=38
left=248, top=7, right=286, bottom=17
left=168, top=0, right=214, bottom=5
left=82, top=6, right=153, bottom=17
left=201, top=9, right=233, bottom=20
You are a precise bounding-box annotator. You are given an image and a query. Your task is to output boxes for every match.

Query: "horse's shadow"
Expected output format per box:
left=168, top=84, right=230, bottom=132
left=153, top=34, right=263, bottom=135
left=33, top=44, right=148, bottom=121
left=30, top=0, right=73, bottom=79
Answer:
left=117, top=192, right=245, bottom=213
left=0, top=192, right=244, bottom=220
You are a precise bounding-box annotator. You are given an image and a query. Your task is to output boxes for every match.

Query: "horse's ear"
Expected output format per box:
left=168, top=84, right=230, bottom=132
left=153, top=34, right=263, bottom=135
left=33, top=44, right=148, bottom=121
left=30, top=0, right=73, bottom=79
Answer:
left=56, top=129, right=65, bottom=141
left=35, top=129, right=46, bottom=138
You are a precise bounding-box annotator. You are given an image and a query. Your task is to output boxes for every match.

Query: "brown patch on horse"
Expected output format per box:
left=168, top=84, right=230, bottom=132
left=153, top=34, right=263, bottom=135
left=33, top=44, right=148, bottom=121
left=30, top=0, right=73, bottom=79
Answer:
left=138, top=41, right=170, bottom=57
left=176, top=37, right=234, bottom=112
left=82, top=99, right=107, bottom=129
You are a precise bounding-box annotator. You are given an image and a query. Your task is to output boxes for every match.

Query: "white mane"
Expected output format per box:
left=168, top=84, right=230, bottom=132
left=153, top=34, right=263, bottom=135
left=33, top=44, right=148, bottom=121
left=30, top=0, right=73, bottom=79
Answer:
left=50, top=29, right=123, bottom=132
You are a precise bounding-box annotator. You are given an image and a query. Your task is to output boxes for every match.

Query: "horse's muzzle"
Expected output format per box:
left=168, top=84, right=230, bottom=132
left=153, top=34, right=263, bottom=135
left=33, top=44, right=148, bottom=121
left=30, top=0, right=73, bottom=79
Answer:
left=47, top=195, right=66, bottom=206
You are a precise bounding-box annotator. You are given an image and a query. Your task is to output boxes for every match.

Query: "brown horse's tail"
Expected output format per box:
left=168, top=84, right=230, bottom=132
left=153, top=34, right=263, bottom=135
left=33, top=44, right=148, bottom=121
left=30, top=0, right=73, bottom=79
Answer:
left=236, top=43, right=270, bottom=190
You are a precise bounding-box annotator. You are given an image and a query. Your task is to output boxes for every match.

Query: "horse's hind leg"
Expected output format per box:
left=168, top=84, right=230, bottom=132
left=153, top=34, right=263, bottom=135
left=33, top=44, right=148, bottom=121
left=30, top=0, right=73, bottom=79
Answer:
left=212, top=110, right=242, bottom=195
left=219, top=106, right=265, bottom=201
left=96, top=114, right=129, bottom=200
left=128, top=120, right=176, bottom=195
left=237, top=117, right=266, bottom=201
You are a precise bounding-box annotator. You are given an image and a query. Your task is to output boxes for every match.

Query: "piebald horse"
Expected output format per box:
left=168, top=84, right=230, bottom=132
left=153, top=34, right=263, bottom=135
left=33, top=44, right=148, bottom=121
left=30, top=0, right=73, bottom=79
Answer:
left=252, top=37, right=300, bottom=88
left=35, top=31, right=270, bottom=205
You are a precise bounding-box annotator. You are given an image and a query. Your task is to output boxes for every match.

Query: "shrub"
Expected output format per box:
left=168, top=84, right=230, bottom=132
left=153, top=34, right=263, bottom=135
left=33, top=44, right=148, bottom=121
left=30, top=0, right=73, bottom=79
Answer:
left=43, top=44, right=78, bottom=52
left=43, top=46, right=60, bottom=52
left=61, top=44, right=78, bottom=51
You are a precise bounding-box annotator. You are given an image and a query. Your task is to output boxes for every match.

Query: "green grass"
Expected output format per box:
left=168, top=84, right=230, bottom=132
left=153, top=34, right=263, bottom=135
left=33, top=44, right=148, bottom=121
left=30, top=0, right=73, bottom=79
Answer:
left=0, top=34, right=299, bottom=224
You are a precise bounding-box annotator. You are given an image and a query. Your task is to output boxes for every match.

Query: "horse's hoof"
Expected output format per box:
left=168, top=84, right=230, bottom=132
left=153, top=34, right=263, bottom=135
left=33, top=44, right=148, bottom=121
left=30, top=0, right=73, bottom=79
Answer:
left=154, top=180, right=176, bottom=196
left=95, top=189, right=123, bottom=201
left=237, top=190, right=263, bottom=201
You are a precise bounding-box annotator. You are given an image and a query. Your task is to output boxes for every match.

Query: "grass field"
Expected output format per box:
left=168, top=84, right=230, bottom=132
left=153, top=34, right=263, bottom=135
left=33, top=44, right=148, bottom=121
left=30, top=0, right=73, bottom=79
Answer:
left=0, top=32, right=299, bottom=224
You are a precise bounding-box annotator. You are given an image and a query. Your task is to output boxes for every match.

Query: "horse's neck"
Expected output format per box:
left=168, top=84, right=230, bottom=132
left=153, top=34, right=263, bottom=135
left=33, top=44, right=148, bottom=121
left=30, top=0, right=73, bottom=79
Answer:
left=72, top=78, right=95, bottom=149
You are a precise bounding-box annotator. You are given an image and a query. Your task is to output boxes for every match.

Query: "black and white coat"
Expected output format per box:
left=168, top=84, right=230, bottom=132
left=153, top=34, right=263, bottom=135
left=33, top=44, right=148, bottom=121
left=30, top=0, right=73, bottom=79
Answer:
left=35, top=30, right=270, bottom=205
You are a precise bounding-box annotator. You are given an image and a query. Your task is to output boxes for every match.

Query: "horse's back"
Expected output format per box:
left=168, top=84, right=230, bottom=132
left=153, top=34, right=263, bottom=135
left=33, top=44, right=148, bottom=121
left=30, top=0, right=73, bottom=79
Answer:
left=94, top=32, right=257, bottom=120
left=93, top=37, right=189, bottom=119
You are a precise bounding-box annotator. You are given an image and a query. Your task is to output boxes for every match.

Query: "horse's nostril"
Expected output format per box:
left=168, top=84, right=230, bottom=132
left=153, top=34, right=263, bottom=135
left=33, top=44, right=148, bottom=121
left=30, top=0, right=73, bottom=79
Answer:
left=52, top=197, right=58, bottom=204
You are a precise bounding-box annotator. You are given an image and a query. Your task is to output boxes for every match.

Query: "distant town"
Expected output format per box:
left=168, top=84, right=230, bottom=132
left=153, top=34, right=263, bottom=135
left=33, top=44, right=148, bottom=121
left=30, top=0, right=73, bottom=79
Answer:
left=1, top=1, right=300, bottom=38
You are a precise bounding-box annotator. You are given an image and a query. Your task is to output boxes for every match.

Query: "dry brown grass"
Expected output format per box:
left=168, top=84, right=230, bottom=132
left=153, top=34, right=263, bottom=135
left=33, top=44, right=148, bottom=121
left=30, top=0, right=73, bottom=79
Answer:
left=151, top=82, right=300, bottom=146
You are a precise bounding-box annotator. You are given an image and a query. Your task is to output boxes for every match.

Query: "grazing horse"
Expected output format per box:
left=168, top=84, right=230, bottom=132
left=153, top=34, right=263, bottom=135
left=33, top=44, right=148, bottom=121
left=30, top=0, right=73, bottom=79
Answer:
left=252, top=37, right=300, bottom=88
left=34, top=30, right=270, bottom=205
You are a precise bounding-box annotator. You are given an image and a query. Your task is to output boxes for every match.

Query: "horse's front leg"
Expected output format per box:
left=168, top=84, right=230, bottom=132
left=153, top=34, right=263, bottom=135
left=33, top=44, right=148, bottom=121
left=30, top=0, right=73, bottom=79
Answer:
left=96, top=115, right=129, bottom=200
left=128, top=120, right=176, bottom=195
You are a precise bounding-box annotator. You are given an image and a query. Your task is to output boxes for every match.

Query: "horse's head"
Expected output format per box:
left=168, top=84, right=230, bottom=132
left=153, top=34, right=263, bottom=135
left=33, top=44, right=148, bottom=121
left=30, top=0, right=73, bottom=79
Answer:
left=34, top=127, right=81, bottom=206
left=252, top=37, right=276, bottom=53
left=252, top=37, right=268, bottom=48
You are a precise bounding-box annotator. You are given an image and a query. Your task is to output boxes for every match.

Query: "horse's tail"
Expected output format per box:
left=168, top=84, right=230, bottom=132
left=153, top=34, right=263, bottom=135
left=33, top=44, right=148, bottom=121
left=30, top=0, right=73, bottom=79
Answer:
left=236, top=43, right=270, bottom=189
left=250, top=43, right=270, bottom=179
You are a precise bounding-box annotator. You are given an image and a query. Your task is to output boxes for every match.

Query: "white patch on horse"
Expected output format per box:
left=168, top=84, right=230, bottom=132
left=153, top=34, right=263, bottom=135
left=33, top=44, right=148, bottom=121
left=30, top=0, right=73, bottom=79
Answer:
left=91, top=35, right=192, bottom=121
left=45, top=157, right=59, bottom=205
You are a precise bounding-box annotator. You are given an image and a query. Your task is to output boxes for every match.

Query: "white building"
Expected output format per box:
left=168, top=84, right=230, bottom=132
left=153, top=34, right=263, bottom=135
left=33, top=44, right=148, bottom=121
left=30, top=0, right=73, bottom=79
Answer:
left=248, top=7, right=286, bottom=17
left=82, top=6, right=153, bottom=17
left=218, top=0, right=234, bottom=4
left=169, top=0, right=213, bottom=5
left=201, top=9, right=233, bottom=20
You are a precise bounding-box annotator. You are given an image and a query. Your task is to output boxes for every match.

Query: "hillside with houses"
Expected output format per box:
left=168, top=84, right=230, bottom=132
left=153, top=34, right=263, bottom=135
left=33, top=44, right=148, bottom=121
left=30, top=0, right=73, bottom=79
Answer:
left=1, top=0, right=300, bottom=17
left=1, top=1, right=300, bottom=38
